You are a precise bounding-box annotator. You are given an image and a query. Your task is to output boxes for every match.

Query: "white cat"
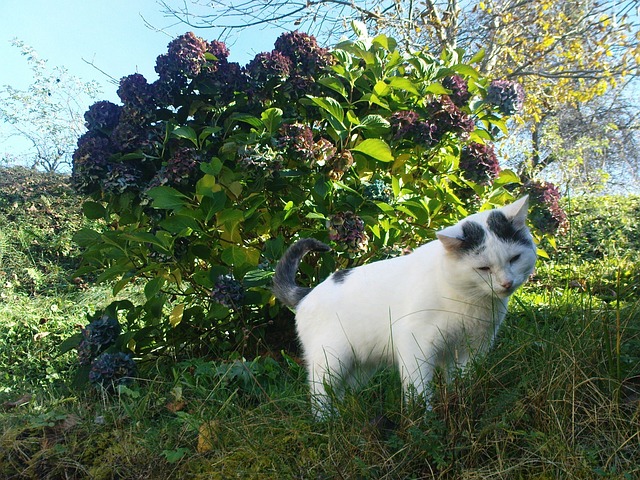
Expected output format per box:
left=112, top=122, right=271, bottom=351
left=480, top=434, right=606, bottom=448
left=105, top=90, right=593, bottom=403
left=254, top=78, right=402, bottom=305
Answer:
left=273, top=196, right=537, bottom=419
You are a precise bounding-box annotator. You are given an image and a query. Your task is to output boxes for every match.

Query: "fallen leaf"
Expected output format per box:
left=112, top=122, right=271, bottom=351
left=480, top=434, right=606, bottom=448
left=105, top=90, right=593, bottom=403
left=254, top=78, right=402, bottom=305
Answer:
left=166, top=400, right=186, bottom=413
left=2, top=393, right=33, bottom=410
left=34, top=332, right=50, bottom=341
left=197, top=420, right=220, bottom=453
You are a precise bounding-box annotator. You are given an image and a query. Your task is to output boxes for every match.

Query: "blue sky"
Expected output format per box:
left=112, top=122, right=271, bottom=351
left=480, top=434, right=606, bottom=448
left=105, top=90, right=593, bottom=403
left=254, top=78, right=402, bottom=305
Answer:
left=0, top=0, right=286, bottom=163
left=0, top=0, right=284, bottom=98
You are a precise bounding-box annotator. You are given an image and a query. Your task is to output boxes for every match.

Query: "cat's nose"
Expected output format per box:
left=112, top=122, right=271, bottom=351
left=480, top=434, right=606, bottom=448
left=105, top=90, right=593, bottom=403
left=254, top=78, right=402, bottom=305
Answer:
left=501, top=280, right=513, bottom=290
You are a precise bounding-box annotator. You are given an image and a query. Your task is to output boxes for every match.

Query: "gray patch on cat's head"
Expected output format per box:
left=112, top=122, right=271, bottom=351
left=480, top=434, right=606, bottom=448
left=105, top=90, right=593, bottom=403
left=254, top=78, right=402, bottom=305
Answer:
left=459, top=221, right=486, bottom=253
left=487, top=211, right=532, bottom=246
left=331, top=269, right=352, bottom=284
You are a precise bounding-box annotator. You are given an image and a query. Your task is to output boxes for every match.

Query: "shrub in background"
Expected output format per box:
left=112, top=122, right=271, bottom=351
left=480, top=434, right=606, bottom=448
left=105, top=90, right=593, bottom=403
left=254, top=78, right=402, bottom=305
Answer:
left=68, top=24, right=563, bottom=374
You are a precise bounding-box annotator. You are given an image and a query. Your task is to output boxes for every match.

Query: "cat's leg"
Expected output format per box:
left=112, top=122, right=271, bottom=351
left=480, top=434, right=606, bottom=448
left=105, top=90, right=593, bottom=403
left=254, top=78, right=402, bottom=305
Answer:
left=393, top=334, right=438, bottom=409
left=305, top=345, right=352, bottom=420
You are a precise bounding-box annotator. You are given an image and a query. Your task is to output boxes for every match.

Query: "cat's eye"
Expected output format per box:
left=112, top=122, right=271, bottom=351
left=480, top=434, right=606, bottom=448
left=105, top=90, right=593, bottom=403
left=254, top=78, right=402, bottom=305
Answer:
left=478, top=266, right=491, bottom=272
left=510, top=254, right=521, bottom=264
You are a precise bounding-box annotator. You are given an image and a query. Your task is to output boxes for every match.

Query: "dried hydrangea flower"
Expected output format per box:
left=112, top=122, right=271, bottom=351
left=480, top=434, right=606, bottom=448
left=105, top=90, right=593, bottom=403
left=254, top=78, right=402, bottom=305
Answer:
left=364, top=179, right=393, bottom=203
left=487, top=79, right=525, bottom=115
left=84, top=101, right=121, bottom=132
left=89, top=352, right=136, bottom=390
left=327, top=211, right=368, bottom=254
left=426, top=96, right=475, bottom=140
left=442, top=75, right=471, bottom=107
left=117, top=73, right=156, bottom=111
left=459, top=142, right=501, bottom=185
left=525, top=180, right=568, bottom=234
left=77, top=315, right=121, bottom=366
left=72, top=134, right=115, bottom=194
left=211, top=274, right=244, bottom=308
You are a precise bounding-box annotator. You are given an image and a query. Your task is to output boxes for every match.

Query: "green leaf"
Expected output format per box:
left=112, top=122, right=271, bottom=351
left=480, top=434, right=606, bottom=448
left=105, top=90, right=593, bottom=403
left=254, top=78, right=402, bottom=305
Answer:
left=198, top=126, right=221, bottom=144
left=58, top=332, right=82, bottom=355
left=317, top=77, right=348, bottom=99
left=351, top=19, right=369, bottom=40
left=82, top=201, right=106, bottom=220
left=351, top=138, right=394, bottom=163
left=159, top=214, right=200, bottom=234
left=308, top=96, right=345, bottom=124
left=229, top=113, right=263, bottom=130
left=387, top=76, right=420, bottom=95
left=145, top=277, right=166, bottom=301
left=450, top=64, right=480, bottom=79
left=243, top=269, right=273, bottom=287
left=261, top=108, right=283, bottom=135
left=73, top=228, right=102, bottom=247
left=469, top=48, right=486, bottom=65
left=373, top=80, right=391, bottom=97
left=493, top=169, right=521, bottom=186
left=199, top=192, right=227, bottom=222
left=171, top=126, right=198, bottom=146
left=424, top=83, right=449, bottom=95
left=200, top=157, right=223, bottom=176
left=147, top=186, right=190, bottom=210
left=196, top=174, right=221, bottom=198
left=221, top=245, right=259, bottom=268
left=372, top=34, right=396, bottom=52
left=358, top=115, right=390, bottom=136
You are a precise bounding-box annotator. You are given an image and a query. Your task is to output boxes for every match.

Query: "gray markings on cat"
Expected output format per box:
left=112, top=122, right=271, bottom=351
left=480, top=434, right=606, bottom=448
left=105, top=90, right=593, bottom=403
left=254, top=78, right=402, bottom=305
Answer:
left=460, top=221, right=486, bottom=253
left=332, top=269, right=352, bottom=284
left=272, top=238, right=331, bottom=308
left=487, top=211, right=531, bottom=246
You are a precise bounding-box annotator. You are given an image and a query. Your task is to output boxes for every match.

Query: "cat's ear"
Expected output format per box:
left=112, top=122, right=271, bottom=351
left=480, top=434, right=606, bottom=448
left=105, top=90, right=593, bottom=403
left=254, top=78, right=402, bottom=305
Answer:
left=500, top=195, right=529, bottom=230
left=436, top=225, right=465, bottom=251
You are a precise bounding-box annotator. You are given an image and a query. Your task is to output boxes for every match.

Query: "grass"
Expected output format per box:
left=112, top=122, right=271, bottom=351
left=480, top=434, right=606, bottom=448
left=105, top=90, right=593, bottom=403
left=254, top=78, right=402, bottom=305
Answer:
left=1, top=171, right=639, bottom=478
left=2, top=258, right=638, bottom=478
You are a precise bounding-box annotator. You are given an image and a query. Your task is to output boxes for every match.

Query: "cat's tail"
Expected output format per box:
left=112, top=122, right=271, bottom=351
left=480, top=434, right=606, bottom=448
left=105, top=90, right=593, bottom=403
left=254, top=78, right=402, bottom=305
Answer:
left=273, top=238, right=331, bottom=309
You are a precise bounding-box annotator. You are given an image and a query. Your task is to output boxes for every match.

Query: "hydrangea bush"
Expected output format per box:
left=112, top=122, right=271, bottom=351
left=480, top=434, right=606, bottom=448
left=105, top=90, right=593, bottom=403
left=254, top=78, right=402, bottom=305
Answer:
left=70, top=26, right=562, bottom=363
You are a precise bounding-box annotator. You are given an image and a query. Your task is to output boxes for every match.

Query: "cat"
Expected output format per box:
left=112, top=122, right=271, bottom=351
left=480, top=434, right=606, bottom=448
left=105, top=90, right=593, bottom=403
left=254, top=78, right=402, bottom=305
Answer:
left=272, top=196, right=537, bottom=419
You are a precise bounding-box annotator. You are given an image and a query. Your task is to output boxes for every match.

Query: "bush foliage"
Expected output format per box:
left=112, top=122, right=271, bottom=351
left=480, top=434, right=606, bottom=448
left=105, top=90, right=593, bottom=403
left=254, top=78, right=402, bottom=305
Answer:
left=69, top=26, right=561, bottom=370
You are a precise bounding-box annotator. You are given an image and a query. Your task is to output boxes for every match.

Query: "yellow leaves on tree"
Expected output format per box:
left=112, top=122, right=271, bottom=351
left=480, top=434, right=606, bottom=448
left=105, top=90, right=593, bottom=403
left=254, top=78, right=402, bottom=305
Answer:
left=478, top=0, right=638, bottom=122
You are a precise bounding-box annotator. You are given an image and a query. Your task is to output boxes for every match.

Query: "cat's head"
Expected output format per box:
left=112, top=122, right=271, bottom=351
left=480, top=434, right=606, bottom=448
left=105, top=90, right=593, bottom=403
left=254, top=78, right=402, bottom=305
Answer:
left=436, top=196, right=537, bottom=298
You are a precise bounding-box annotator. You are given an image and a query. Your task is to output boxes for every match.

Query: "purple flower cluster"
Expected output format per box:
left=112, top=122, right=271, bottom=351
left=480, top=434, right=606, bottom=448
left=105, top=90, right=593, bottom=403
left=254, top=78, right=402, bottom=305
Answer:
left=102, top=163, right=144, bottom=195
left=247, top=31, right=333, bottom=101
left=89, top=352, right=136, bottom=390
left=199, top=56, right=247, bottom=104
left=208, top=40, right=230, bottom=62
left=273, top=31, right=333, bottom=78
left=390, top=111, right=421, bottom=139
left=117, top=74, right=156, bottom=111
left=390, top=98, right=474, bottom=147
left=442, top=75, right=471, bottom=107
left=73, top=31, right=338, bottom=198
left=155, top=32, right=209, bottom=84
left=150, top=147, right=200, bottom=188
left=327, top=211, right=368, bottom=254
left=525, top=180, right=568, bottom=234
left=84, top=101, right=122, bottom=131
left=211, top=274, right=245, bottom=309
left=277, top=123, right=316, bottom=164
left=390, top=110, right=440, bottom=147
left=72, top=134, right=115, bottom=194
left=487, top=79, right=525, bottom=115
left=77, top=314, right=121, bottom=366
left=426, top=96, right=475, bottom=140
left=459, top=142, right=501, bottom=185
left=246, top=51, right=292, bottom=86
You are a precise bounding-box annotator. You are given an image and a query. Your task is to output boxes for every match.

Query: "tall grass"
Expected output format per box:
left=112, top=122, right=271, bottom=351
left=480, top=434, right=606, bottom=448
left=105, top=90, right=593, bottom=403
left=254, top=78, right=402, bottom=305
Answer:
left=1, top=179, right=639, bottom=479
